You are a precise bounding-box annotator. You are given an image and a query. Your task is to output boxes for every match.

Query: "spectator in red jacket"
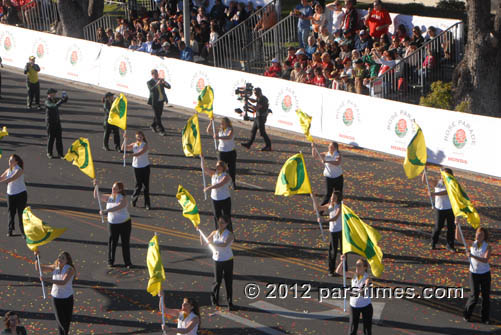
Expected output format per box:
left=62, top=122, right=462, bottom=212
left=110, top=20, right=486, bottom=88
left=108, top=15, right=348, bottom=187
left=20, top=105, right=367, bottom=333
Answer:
left=285, top=46, right=297, bottom=65
left=342, top=0, right=358, bottom=36
left=364, top=0, right=391, bottom=40
left=312, top=67, right=327, bottom=87
left=264, top=58, right=282, bottom=77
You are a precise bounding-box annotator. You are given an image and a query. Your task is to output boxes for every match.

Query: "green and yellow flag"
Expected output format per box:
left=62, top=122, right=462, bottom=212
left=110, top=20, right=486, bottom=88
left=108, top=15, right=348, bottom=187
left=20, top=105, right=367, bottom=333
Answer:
left=108, top=94, right=127, bottom=130
left=296, top=109, right=313, bottom=142
left=195, top=85, right=214, bottom=119
left=182, top=114, right=202, bottom=157
left=176, top=185, right=200, bottom=228
left=275, top=153, right=312, bottom=196
left=146, top=234, right=166, bottom=297
left=22, top=207, right=66, bottom=252
left=64, top=138, right=95, bottom=179
left=342, top=204, right=384, bottom=277
left=441, top=170, right=480, bottom=229
left=403, top=123, right=427, bottom=179
left=0, top=126, right=7, bottom=158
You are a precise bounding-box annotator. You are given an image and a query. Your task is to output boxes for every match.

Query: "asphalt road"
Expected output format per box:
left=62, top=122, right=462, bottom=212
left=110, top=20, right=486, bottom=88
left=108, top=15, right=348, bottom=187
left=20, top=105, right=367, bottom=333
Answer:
left=0, top=68, right=499, bottom=335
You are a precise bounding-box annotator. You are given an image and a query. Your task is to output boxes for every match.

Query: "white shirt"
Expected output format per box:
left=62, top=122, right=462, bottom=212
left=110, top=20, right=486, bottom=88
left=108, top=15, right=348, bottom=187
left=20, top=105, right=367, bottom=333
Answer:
left=218, top=128, right=235, bottom=152
left=323, top=151, right=343, bottom=178
left=6, top=165, right=27, bottom=195
left=212, top=229, right=233, bottom=262
left=177, top=311, right=199, bottom=335
left=330, top=9, right=345, bottom=32
left=350, top=273, right=371, bottom=308
left=434, top=180, right=451, bottom=210
left=51, top=264, right=74, bottom=299
left=106, top=194, right=130, bottom=224
left=328, top=203, right=342, bottom=232
left=211, top=172, right=231, bottom=201
left=132, top=142, right=149, bottom=168
left=469, top=241, right=490, bottom=274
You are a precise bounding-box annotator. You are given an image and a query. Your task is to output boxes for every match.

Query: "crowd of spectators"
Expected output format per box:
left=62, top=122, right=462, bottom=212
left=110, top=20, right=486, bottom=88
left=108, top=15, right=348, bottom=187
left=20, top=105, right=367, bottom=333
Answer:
left=264, top=0, right=446, bottom=96
left=0, top=0, right=30, bottom=25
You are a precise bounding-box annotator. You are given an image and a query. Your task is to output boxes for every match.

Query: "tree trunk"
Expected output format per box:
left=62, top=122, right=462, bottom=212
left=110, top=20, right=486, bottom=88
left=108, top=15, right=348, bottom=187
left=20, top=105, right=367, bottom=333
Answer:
left=57, top=0, right=104, bottom=38
left=452, top=0, right=501, bottom=116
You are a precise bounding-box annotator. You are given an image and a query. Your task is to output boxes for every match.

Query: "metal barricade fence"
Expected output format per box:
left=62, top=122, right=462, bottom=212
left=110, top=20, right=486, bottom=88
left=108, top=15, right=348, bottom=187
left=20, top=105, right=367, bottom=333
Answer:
left=83, top=15, right=118, bottom=42
left=21, top=0, right=59, bottom=32
left=212, top=0, right=279, bottom=71
left=371, top=22, right=464, bottom=104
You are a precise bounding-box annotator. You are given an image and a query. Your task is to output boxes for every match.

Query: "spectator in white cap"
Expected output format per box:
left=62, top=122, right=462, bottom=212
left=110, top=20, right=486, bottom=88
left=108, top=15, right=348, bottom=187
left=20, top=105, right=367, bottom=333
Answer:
left=264, top=58, right=282, bottom=78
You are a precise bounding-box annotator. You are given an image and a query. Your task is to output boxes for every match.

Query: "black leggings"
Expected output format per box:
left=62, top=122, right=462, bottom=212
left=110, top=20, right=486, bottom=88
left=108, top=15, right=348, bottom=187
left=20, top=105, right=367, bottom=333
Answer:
left=219, top=150, right=237, bottom=186
left=213, top=259, right=234, bottom=304
left=328, top=231, right=344, bottom=273
left=321, top=175, right=344, bottom=206
left=8, top=191, right=27, bottom=235
left=108, top=219, right=132, bottom=266
left=432, top=208, right=455, bottom=248
left=132, top=166, right=150, bottom=207
left=104, top=124, right=120, bottom=149
left=464, top=271, right=490, bottom=322
left=52, top=295, right=73, bottom=335
left=212, top=197, right=232, bottom=231
left=350, top=303, right=373, bottom=335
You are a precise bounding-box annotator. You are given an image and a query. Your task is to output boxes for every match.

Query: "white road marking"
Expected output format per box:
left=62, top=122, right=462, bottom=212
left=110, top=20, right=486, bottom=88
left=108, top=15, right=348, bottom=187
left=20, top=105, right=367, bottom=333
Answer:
left=237, top=180, right=264, bottom=190
left=250, top=300, right=345, bottom=320
left=215, top=311, right=285, bottom=335
left=323, top=300, right=386, bottom=324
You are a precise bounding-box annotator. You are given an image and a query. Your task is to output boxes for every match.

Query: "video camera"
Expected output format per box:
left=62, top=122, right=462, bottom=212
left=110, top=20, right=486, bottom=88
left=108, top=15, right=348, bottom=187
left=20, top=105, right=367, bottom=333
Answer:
left=234, top=83, right=254, bottom=121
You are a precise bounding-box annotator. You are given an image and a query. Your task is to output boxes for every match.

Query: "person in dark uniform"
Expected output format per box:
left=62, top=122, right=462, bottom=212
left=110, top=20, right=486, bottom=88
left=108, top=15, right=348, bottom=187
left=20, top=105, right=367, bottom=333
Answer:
left=146, top=69, right=171, bottom=136
left=23, top=56, right=41, bottom=109
left=240, top=87, right=272, bottom=151
left=45, top=88, right=68, bottom=159
left=102, top=92, right=120, bottom=151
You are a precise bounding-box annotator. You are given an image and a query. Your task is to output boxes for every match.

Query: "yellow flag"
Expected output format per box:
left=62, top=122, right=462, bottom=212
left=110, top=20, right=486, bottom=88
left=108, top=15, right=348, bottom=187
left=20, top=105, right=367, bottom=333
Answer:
left=176, top=185, right=200, bottom=228
left=275, top=153, right=312, bottom=196
left=342, top=204, right=384, bottom=277
left=146, top=234, right=166, bottom=297
left=182, top=114, right=202, bottom=157
left=403, top=123, right=427, bottom=179
left=296, top=109, right=313, bottom=142
left=23, top=207, right=66, bottom=252
left=64, top=138, right=96, bottom=179
left=108, top=94, right=127, bottom=130
left=441, top=170, right=480, bottom=229
left=195, top=85, right=214, bottom=119
left=0, top=126, right=8, bottom=139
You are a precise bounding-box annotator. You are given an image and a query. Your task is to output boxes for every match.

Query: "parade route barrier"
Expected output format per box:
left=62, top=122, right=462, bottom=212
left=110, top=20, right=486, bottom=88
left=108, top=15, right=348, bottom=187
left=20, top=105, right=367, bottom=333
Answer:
left=1, top=23, right=500, bottom=178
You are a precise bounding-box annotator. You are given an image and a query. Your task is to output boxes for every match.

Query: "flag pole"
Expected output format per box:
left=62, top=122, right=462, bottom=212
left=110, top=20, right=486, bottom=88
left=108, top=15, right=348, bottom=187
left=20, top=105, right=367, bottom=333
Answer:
left=312, top=142, right=321, bottom=159
left=423, top=168, right=434, bottom=209
left=122, top=135, right=127, bottom=167
left=342, top=256, right=346, bottom=312
left=200, top=156, right=207, bottom=200
left=199, top=229, right=216, bottom=253
left=36, top=253, right=47, bottom=299
left=211, top=118, right=217, bottom=151
left=94, top=183, right=105, bottom=224
left=309, top=192, right=326, bottom=241
left=456, top=222, right=470, bottom=262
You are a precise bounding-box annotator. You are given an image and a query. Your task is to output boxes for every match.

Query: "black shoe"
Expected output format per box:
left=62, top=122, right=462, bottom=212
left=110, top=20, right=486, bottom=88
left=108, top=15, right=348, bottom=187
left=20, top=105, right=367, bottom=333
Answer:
left=159, top=131, right=167, bottom=136
left=103, top=146, right=111, bottom=151
left=228, top=303, right=235, bottom=311
left=115, top=146, right=120, bottom=152
left=131, top=200, right=137, bottom=207
left=107, top=263, right=116, bottom=268
left=145, top=205, right=151, bottom=210
left=27, top=104, right=32, bottom=109
left=241, top=142, right=251, bottom=149
left=46, top=153, right=53, bottom=159
left=260, top=146, right=272, bottom=151
left=328, top=272, right=334, bottom=277
left=446, top=245, right=456, bottom=253
left=150, top=125, right=158, bottom=133
left=210, top=293, right=219, bottom=306
left=125, top=264, right=134, bottom=269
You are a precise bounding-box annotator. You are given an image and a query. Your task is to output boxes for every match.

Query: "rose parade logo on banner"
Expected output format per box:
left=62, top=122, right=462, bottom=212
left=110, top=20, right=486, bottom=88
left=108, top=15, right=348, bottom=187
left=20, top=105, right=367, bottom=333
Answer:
left=273, top=88, right=299, bottom=126
left=32, top=39, right=49, bottom=69
left=190, top=71, right=210, bottom=104
left=386, top=110, right=415, bottom=152
left=65, top=45, right=83, bottom=77
left=114, top=55, right=133, bottom=89
left=443, top=120, right=477, bottom=165
left=334, top=100, right=361, bottom=142
left=0, top=31, right=15, bottom=61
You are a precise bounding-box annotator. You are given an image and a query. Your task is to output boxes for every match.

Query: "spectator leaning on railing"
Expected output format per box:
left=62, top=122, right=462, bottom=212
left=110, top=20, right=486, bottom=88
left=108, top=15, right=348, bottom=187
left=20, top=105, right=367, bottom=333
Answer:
left=291, top=0, right=314, bottom=49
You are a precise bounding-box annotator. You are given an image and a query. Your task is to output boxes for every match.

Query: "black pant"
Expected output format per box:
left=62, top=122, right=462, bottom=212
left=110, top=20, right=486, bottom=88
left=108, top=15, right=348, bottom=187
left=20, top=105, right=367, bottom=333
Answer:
left=27, top=81, right=40, bottom=106
left=212, top=259, right=234, bottom=304
left=47, top=126, right=63, bottom=157
left=247, top=115, right=271, bottom=148
left=350, top=303, right=373, bottom=335
left=431, top=209, right=455, bottom=248
left=213, top=197, right=232, bottom=231
left=132, top=166, right=150, bottom=207
left=104, top=124, right=120, bottom=150
left=151, top=102, right=165, bottom=132
left=328, top=231, right=344, bottom=273
left=464, top=271, right=491, bottom=321
left=219, top=150, right=237, bottom=186
left=7, top=191, right=27, bottom=235
left=321, top=175, right=344, bottom=206
left=52, top=295, right=73, bottom=335
left=108, top=219, right=132, bottom=266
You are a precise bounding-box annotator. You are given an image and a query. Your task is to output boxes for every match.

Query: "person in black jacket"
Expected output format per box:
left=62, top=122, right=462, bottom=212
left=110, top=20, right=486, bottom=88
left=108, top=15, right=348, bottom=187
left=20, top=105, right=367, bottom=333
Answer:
left=102, top=92, right=120, bottom=151
left=241, top=87, right=272, bottom=151
left=146, top=69, right=171, bottom=136
left=45, top=88, right=68, bottom=159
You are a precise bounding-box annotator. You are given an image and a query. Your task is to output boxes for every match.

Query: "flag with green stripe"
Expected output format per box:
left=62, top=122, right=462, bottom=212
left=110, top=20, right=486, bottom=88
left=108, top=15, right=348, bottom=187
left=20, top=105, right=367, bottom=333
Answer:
left=403, top=123, right=427, bottom=179
left=342, top=204, right=384, bottom=277
left=176, top=185, right=200, bottom=228
left=22, top=207, right=66, bottom=252
left=108, top=93, right=127, bottom=130
left=275, top=153, right=312, bottom=196
left=64, top=138, right=95, bottom=179
left=441, top=170, right=480, bottom=229
left=296, top=109, right=313, bottom=142
left=146, top=234, right=166, bottom=296
left=195, top=85, right=214, bottom=119
left=181, top=114, right=202, bottom=157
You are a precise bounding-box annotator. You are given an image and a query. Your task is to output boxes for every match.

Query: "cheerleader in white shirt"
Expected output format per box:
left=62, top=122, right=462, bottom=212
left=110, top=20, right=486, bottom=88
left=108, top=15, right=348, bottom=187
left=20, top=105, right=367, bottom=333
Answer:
left=124, top=131, right=151, bottom=210
left=312, top=141, right=343, bottom=206
left=158, top=293, right=200, bottom=335
left=336, top=255, right=373, bottom=335
left=207, top=117, right=237, bottom=189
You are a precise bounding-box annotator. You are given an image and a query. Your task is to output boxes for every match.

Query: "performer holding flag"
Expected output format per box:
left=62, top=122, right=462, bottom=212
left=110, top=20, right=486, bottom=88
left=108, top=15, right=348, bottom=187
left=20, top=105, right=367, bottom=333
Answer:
left=146, top=233, right=169, bottom=330
left=196, top=85, right=217, bottom=151
left=123, top=131, right=151, bottom=210
left=108, top=93, right=128, bottom=166
left=182, top=113, right=208, bottom=200
left=207, top=117, right=237, bottom=190
left=158, top=294, right=200, bottom=335
left=102, top=92, right=121, bottom=152
left=0, top=154, right=27, bottom=238
left=312, top=141, right=344, bottom=206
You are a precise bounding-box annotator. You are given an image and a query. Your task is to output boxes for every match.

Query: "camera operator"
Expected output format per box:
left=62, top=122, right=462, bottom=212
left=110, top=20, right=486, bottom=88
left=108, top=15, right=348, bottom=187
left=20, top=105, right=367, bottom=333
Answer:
left=23, top=56, right=41, bottom=110
left=45, top=88, right=68, bottom=159
left=241, top=87, right=272, bottom=151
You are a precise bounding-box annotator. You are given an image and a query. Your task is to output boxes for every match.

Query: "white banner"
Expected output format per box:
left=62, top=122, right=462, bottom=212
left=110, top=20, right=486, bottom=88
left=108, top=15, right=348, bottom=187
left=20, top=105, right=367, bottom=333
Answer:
left=1, top=23, right=499, bottom=177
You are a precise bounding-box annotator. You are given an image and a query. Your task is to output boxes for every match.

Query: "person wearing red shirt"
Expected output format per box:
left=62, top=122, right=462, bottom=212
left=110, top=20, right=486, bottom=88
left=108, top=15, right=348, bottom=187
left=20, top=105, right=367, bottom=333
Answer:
left=264, top=58, right=282, bottom=77
left=321, top=52, right=334, bottom=73
left=285, top=46, right=297, bottom=66
left=365, top=0, right=392, bottom=40
left=312, top=67, right=327, bottom=87
left=305, top=69, right=315, bottom=84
